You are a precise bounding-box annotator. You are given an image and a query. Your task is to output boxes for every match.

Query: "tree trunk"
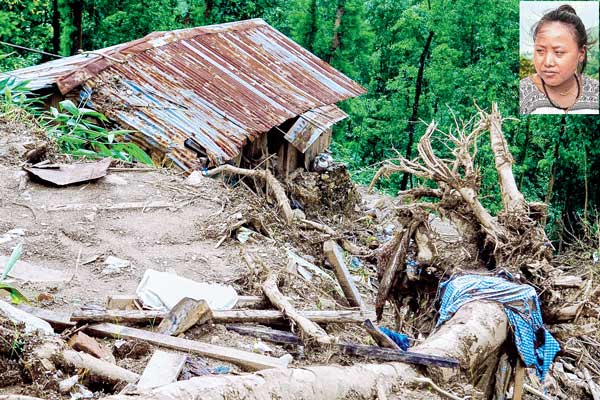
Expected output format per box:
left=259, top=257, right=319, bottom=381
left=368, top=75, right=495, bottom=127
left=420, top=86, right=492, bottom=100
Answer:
left=518, top=117, right=531, bottom=190
left=204, top=0, right=213, bottom=23
left=69, top=0, right=83, bottom=55
left=400, top=30, right=434, bottom=190
left=305, top=0, right=318, bottom=53
left=543, top=117, right=564, bottom=226
left=52, top=0, right=60, bottom=55
left=326, top=1, right=345, bottom=63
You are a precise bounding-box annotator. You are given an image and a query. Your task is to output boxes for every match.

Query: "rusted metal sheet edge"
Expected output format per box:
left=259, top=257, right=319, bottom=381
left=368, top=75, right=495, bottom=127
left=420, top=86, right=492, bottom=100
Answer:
left=285, top=105, right=348, bottom=153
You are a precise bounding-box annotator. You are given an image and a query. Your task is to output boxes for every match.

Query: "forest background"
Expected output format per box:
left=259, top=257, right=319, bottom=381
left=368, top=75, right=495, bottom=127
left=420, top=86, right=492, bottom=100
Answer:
left=1, top=0, right=599, bottom=247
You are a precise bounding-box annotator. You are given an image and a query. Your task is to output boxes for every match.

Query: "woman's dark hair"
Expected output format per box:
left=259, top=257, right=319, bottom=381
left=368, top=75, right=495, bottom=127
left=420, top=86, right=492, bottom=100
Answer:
left=532, top=5, right=591, bottom=73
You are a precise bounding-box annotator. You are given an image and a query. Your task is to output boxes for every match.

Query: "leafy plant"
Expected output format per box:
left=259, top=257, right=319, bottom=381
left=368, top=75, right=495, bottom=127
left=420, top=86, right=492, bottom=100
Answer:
left=44, top=99, right=154, bottom=166
left=0, top=77, right=44, bottom=117
left=0, top=244, right=29, bottom=305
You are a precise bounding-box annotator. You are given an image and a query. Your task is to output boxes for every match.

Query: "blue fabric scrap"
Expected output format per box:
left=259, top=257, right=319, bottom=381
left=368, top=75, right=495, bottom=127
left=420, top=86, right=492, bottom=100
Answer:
left=437, top=274, right=560, bottom=380
left=380, top=327, right=410, bottom=351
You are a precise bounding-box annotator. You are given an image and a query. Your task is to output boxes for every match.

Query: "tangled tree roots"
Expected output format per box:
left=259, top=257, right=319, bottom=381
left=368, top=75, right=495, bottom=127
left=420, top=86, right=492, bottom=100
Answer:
left=370, top=103, right=567, bottom=322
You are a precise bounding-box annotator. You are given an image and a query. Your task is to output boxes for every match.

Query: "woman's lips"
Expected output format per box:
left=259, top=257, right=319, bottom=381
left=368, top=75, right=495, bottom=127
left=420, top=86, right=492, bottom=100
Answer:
left=542, top=71, right=559, bottom=78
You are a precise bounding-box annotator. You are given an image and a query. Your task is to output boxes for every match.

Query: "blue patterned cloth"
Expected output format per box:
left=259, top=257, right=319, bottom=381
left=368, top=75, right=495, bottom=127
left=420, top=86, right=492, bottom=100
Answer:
left=437, top=274, right=560, bottom=380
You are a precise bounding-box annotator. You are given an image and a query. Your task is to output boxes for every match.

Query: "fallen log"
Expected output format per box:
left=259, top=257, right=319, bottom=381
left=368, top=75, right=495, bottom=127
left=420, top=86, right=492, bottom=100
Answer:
left=86, top=323, right=289, bottom=371
left=323, top=240, right=365, bottom=310
left=262, top=272, right=335, bottom=344
left=103, top=361, right=425, bottom=400
left=71, top=308, right=375, bottom=325
left=413, top=301, right=508, bottom=382
left=62, top=349, right=140, bottom=384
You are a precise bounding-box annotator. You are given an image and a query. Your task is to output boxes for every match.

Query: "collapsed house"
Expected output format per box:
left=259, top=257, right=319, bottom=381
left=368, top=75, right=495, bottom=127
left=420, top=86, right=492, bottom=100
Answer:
left=2, top=18, right=365, bottom=173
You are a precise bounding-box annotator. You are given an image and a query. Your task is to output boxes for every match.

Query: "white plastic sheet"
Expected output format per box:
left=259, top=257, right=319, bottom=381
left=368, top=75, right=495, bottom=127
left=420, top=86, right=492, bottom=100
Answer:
left=135, top=269, right=238, bottom=311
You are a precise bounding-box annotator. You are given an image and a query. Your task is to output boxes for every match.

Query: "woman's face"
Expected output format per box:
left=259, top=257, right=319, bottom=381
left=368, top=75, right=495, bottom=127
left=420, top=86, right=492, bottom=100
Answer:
left=533, top=21, right=585, bottom=87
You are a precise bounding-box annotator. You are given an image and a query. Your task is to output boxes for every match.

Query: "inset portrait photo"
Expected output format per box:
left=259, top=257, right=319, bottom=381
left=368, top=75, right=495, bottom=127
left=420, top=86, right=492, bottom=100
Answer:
left=520, top=1, right=599, bottom=114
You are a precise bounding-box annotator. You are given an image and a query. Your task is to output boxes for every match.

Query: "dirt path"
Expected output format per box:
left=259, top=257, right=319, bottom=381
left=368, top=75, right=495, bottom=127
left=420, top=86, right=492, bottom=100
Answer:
left=0, top=164, right=283, bottom=313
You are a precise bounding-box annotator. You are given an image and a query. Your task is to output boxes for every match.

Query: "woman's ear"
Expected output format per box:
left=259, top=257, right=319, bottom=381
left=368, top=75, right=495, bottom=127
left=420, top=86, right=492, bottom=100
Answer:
left=579, top=45, right=586, bottom=62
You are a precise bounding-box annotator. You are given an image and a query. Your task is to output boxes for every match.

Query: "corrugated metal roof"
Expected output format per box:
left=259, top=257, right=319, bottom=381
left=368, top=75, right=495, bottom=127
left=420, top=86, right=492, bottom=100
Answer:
left=286, top=104, right=347, bottom=153
left=2, top=19, right=365, bottom=169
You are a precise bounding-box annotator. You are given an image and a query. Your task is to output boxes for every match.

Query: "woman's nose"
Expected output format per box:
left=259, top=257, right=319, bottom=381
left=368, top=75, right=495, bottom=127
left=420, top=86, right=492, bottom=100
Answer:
left=543, top=53, right=555, bottom=67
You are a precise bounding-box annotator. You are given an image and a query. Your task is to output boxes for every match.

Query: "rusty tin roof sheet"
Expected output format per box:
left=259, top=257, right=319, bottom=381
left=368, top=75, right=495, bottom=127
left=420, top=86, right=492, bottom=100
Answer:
left=286, top=104, right=347, bottom=153
left=3, top=19, right=365, bottom=169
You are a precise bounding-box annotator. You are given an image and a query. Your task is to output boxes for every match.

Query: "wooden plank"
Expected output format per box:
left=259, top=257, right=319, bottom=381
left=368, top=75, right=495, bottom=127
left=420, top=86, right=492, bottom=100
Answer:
left=222, top=325, right=453, bottom=369
left=157, top=298, right=212, bottom=336
left=323, top=240, right=364, bottom=310
left=513, top=358, right=525, bottom=400
left=72, top=309, right=375, bottom=325
left=363, top=319, right=401, bottom=350
left=86, top=323, right=289, bottom=371
left=284, top=142, right=299, bottom=178
left=226, top=325, right=303, bottom=345
left=337, top=343, right=459, bottom=369
left=215, top=310, right=375, bottom=324
left=17, top=304, right=75, bottom=329
left=105, top=294, right=263, bottom=310
left=137, top=350, right=187, bottom=390
left=236, top=295, right=265, bottom=309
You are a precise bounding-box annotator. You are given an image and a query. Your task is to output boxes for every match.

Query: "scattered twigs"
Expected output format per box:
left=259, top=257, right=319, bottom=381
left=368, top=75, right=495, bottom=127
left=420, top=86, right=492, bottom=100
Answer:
left=206, top=165, right=294, bottom=224
left=299, top=218, right=368, bottom=255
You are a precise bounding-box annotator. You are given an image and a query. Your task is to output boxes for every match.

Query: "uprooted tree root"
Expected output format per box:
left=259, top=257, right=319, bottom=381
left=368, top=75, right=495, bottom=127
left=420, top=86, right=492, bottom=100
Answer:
left=369, top=103, right=600, bottom=397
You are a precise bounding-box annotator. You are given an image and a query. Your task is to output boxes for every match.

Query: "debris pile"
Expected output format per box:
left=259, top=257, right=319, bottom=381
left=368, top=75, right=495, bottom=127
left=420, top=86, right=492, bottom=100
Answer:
left=1, top=104, right=599, bottom=400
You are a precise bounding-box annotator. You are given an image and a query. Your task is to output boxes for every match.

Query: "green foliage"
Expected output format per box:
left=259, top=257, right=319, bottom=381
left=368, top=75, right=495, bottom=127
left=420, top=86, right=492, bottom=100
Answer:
left=520, top=56, right=535, bottom=79
left=45, top=99, right=154, bottom=165
left=0, top=244, right=29, bottom=305
left=0, top=0, right=53, bottom=71
left=0, top=77, right=45, bottom=117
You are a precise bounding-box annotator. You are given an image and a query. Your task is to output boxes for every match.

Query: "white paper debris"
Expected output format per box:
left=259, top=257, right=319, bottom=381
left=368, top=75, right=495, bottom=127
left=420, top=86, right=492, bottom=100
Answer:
left=135, top=269, right=238, bottom=311
left=101, top=256, right=131, bottom=276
